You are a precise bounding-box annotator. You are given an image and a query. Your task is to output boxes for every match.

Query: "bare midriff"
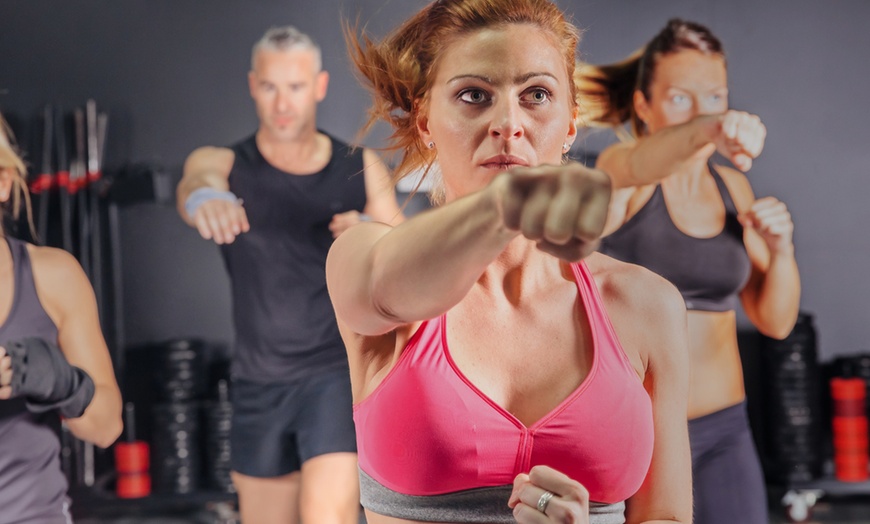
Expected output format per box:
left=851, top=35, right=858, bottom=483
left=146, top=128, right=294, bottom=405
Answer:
left=686, top=309, right=746, bottom=420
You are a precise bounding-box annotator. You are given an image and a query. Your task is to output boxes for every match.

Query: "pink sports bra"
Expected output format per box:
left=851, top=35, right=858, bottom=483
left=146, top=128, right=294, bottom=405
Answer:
left=354, top=261, right=655, bottom=509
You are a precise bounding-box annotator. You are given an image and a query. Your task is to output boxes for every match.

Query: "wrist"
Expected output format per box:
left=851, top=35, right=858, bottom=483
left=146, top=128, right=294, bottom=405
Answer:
left=692, top=115, right=723, bottom=147
left=184, top=187, right=239, bottom=218
left=769, top=243, right=796, bottom=260
left=26, top=367, right=95, bottom=418
left=483, top=174, right=520, bottom=242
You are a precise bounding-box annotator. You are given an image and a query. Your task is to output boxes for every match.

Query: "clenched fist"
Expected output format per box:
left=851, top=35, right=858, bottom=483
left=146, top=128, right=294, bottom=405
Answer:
left=194, top=199, right=251, bottom=245
left=714, top=110, right=766, bottom=172
left=740, top=196, right=794, bottom=255
left=490, top=163, right=612, bottom=262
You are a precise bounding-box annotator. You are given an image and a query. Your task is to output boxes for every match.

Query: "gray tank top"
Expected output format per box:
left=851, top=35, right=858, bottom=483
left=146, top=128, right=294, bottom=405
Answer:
left=0, top=236, right=72, bottom=523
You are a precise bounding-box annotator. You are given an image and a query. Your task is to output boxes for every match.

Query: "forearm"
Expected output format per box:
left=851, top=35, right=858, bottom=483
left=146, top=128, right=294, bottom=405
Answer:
left=752, top=252, right=801, bottom=339
left=620, top=116, right=721, bottom=187
left=371, top=188, right=515, bottom=320
left=65, top=382, right=123, bottom=448
left=333, top=185, right=516, bottom=335
left=176, top=170, right=231, bottom=223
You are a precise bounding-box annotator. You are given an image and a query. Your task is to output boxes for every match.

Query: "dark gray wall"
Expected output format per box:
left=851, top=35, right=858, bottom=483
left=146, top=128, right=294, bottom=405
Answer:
left=1, top=1, right=868, bottom=359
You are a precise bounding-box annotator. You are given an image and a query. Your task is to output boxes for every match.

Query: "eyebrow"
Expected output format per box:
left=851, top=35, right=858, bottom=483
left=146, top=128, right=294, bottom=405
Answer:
left=666, top=84, right=729, bottom=93
left=447, top=72, right=558, bottom=85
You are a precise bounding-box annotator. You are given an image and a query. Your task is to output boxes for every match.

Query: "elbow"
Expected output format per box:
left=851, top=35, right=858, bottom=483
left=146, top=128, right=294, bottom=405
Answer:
left=761, top=324, right=795, bottom=341
left=95, top=417, right=124, bottom=449
left=91, top=394, right=125, bottom=448
left=758, top=316, right=798, bottom=341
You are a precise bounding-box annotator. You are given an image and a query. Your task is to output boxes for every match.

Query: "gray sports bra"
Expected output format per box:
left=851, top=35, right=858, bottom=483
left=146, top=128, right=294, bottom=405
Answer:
left=600, top=164, right=751, bottom=312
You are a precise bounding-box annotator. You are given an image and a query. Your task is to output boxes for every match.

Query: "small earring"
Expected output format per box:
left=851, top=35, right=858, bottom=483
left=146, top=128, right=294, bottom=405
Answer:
left=427, top=141, right=435, bottom=150
left=562, top=142, right=570, bottom=152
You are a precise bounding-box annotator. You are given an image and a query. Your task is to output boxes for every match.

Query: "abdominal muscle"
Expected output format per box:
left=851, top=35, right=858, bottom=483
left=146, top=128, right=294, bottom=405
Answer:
left=686, top=309, right=747, bottom=420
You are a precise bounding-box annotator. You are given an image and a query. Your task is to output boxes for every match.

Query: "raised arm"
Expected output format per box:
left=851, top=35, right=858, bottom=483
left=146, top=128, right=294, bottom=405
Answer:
left=327, top=181, right=514, bottom=336
left=597, top=110, right=766, bottom=190
left=326, top=163, right=611, bottom=336
left=725, top=169, right=800, bottom=339
left=362, top=148, right=404, bottom=225
left=328, top=148, right=405, bottom=238
left=176, top=146, right=249, bottom=244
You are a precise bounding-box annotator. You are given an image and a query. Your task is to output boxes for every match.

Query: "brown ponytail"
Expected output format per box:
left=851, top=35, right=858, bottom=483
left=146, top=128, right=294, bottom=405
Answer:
left=576, top=48, right=645, bottom=138
left=576, top=18, right=725, bottom=138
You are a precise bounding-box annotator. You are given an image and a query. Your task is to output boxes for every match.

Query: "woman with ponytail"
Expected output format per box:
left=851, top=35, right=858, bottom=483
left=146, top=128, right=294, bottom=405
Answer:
left=0, top=114, right=122, bottom=522
left=329, top=1, right=692, bottom=523
left=578, top=19, right=800, bottom=524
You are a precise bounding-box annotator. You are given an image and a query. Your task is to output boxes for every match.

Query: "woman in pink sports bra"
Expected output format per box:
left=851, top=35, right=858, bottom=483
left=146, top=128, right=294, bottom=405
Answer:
left=328, top=1, right=692, bottom=523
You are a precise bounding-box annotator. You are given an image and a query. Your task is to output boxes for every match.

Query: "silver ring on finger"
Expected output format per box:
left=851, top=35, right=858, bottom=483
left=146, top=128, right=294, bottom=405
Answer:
left=537, top=490, right=555, bottom=514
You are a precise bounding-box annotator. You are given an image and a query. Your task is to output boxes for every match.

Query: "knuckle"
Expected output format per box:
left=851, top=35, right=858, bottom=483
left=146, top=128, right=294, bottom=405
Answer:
left=529, top=464, right=549, bottom=477
left=513, top=504, right=531, bottom=521
left=565, top=483, right=589, bottom=502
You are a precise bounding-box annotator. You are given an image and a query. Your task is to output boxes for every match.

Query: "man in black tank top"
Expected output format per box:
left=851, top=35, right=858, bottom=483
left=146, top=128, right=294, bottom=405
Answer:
left=177, top=26, right=403, bottom=524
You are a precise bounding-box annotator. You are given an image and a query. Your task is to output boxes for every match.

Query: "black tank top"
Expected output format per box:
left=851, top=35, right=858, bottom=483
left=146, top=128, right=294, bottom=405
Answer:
left=600, top=165, right=751, bottom=312
left=221, top=133, right=367, bottom=382
left=0, top=236, right=71, bottom=523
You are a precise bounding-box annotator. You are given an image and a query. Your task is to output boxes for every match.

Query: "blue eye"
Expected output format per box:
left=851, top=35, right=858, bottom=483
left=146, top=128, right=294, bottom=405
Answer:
left=671, top=94, right=688, bottom=105
left=458, top=89, right=490, bottom=104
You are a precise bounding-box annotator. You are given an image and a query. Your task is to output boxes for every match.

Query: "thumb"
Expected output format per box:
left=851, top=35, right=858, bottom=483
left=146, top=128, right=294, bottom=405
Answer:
left=732, top=153, right=752, bottom=172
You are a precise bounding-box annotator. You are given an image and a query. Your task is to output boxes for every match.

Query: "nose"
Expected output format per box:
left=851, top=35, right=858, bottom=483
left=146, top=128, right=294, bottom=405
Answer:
left=696, top=97, right=721, bottom=117
left=489, top=98, right=524, bottom=140
left=275, top=89, right=290, bottom=113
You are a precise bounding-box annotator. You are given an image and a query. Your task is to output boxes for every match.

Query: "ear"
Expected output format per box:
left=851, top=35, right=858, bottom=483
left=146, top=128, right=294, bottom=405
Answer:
left=316, top=71, right=330, bottom=102
left=415, top=100, right=432, bottom=147
left=565, top=106, right=579, bottom=149
left=633, top=90, right=651, bottom=125
left=248, top=70, right=257, bottom=100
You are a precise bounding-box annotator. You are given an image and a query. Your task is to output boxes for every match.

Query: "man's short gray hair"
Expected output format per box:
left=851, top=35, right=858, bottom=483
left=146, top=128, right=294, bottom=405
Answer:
left=252, top=26, right=322, bottom=71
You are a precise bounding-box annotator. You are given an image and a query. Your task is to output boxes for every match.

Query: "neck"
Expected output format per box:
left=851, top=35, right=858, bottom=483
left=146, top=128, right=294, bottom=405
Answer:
left=664, top=159, right=712, bottom=195
left=257, top=124, right=318, bottom=147
left=256, top=127, right=326, bottom=170
left=477, top=239, right=567, bottom=306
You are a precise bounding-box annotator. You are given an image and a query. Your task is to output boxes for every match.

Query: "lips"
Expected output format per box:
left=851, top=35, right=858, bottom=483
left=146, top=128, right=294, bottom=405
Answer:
left=480, top=154, right=529, bottom=169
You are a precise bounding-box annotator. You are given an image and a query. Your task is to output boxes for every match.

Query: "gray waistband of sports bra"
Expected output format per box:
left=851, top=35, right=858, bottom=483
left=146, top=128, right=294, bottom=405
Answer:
left=360, top=469, right=626, bottom=523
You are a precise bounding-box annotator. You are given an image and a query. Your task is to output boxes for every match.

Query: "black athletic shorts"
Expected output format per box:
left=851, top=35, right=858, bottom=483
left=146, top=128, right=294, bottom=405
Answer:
left=229, top=368, right=357, bottom=477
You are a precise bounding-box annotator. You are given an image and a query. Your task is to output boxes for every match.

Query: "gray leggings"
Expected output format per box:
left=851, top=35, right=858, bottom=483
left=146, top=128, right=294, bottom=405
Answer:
left=689, top=401, right=768, bottom=524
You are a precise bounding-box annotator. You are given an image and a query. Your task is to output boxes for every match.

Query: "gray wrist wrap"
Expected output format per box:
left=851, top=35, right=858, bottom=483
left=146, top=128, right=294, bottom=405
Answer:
left=5, top=337, right=96, bottom=418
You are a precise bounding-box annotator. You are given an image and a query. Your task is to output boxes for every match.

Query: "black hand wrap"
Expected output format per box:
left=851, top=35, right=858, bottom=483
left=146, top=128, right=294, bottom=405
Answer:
left=4, top=337, right=96, bottom=418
